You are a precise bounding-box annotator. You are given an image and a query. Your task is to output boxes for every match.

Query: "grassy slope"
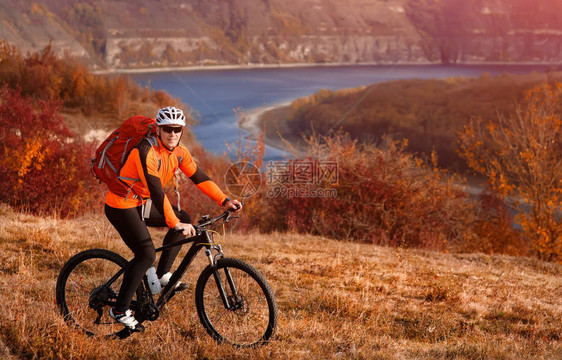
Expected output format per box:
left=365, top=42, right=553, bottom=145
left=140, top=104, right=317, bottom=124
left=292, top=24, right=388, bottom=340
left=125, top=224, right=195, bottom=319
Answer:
left=0, top=205, right=560, bottom=360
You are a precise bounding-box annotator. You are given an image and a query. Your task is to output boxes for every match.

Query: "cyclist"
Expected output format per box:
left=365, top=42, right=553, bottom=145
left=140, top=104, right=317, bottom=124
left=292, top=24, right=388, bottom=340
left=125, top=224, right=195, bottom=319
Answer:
left=105, top=106, right=242, bottom=329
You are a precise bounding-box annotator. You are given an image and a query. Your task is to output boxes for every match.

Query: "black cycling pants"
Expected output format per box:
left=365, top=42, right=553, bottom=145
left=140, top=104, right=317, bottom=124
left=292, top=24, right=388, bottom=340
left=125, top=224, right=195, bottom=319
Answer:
left=105, top=203, right=191, bottom=312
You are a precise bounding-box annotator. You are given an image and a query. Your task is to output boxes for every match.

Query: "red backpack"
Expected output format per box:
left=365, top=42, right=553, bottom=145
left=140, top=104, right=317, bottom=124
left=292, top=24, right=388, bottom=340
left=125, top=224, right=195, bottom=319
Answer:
left=91, top=115, right=157, bottom=197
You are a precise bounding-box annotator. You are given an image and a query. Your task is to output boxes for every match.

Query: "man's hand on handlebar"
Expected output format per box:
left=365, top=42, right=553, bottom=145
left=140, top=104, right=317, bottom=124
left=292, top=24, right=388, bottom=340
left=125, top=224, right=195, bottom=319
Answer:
left=174, top=222, right=196, bottom=237
left=224, top=199, right=242, bottom=212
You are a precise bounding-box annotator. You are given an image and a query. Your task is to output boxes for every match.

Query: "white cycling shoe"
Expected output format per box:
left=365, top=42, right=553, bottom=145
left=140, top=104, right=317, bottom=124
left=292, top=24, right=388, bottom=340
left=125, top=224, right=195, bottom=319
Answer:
left=109, top=308, right=139, bottom=329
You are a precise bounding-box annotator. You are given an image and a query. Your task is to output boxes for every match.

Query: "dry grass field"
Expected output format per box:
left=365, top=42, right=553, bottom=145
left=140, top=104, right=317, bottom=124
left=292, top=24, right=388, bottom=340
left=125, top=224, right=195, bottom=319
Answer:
left=0, top=204, right=560, bottom=360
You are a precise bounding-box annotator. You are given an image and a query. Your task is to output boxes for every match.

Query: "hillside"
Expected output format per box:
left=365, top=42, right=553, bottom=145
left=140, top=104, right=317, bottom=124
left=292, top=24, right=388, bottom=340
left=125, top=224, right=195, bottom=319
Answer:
left=0, top=204, right=560, bottom=359
left=1, top=0, right=561, bottom=70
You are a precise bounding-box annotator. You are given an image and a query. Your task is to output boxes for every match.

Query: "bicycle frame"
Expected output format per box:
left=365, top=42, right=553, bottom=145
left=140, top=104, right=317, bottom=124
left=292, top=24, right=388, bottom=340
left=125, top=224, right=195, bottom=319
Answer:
left=156, top=230, right=237, bottom=311
left=92, top=219, right=231, bottom=324
left=92, top=230, right=208, bottom=310
left=155, top=230, right=216, bottom=309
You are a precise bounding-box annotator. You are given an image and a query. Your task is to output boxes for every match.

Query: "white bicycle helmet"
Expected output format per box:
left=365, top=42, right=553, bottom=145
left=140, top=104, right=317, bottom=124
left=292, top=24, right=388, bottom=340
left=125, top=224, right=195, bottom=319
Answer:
left=156, top=106, right=186, bottom=127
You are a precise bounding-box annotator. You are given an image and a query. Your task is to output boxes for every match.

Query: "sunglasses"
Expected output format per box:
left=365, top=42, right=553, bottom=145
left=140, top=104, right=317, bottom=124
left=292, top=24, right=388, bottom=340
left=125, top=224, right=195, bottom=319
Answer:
left=160, top=125, right=183, bottom=134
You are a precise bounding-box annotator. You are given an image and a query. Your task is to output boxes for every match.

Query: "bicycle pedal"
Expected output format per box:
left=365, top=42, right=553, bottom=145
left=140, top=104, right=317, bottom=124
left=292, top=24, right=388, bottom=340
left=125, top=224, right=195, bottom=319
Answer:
left=132, top=324, right=145, bottom=333
left=111, top=324, right=145, bottom=339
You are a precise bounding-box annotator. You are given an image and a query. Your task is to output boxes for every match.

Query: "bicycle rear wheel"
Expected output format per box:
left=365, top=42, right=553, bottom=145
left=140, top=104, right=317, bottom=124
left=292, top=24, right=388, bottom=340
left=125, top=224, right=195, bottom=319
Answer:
left=55, top=249, right=141, bottom=337
left=195, top=258, right=278, bottom=347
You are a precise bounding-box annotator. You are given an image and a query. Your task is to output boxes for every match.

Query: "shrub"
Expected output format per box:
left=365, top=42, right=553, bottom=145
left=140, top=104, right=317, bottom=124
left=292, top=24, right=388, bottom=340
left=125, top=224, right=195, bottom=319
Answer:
left=0, top=40, right=185, bottom=122
left=242, top=130, right=483, bottom=251
left=458, top=82, right=562, bottom=261
left=0, top=86, right=97, bottom=216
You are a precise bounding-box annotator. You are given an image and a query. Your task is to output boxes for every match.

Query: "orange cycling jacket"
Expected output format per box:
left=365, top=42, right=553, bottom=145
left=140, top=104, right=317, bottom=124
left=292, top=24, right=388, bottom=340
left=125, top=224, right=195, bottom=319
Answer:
left=105, top=136, right=228, bottom=229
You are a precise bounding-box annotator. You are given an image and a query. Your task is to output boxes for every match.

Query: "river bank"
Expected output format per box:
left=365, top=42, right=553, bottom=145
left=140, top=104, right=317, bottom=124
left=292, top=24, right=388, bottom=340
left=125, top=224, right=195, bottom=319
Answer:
left=94, top=60, right=562, bottom=75
left=238, top=102, right=297, bottom=156
left=94, top=61, right=433, bottom=75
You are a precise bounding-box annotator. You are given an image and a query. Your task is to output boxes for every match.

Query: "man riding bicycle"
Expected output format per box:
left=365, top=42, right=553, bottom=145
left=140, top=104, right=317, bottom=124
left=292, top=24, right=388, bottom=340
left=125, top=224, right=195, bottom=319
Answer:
left=104, top=106, right=242, bottom=329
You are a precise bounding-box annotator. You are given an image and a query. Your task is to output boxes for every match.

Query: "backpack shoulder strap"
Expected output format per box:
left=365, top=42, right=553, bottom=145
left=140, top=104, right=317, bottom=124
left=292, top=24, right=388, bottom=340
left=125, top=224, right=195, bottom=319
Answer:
left=146, top=136, right=158, bottom=147
left=136, top=136, right=162, bottom=171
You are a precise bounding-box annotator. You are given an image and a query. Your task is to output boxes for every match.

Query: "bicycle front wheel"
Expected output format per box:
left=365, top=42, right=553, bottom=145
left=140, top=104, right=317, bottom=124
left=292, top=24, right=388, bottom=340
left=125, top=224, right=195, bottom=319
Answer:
left=55, top=249, right=141, bottom=337
left=195, top=258, right=278, bottom=347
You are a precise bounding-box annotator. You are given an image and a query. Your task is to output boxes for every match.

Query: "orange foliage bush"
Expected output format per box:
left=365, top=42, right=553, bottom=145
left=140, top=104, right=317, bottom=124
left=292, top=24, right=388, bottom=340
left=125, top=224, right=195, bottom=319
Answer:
left=0, top=86, right=99, bottom=216
left=467, top=190, right=527, bottom=256
left=238, top=130, right=486, bottom=251
left=0, top=40, right=183, bottom=120
left=459, top=82, right=562, bottom=261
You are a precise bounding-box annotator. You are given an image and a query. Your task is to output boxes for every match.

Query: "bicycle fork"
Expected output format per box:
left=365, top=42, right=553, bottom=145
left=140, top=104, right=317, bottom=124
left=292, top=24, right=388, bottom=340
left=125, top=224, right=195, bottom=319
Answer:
left=206, top=246, right=242, bottom=311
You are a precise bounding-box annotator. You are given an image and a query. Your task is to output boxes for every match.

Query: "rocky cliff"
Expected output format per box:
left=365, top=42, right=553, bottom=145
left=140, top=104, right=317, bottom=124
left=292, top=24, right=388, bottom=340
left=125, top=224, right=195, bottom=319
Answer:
left=1, top=0, right=561, bottom=69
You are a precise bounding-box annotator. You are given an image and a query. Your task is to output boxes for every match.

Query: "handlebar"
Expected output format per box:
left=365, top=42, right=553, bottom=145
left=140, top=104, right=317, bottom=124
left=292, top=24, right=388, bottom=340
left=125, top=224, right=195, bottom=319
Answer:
left=173, top=205, right=241, bottom=237
left=195, top=211, right=229, bottom=230
left=194, top=206, right=240, bottom=232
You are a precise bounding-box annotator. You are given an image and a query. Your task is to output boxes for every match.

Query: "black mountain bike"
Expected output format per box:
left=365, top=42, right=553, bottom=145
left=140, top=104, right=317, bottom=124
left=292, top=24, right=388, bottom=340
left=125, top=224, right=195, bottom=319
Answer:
left=55, top=210, right=278, bottom=347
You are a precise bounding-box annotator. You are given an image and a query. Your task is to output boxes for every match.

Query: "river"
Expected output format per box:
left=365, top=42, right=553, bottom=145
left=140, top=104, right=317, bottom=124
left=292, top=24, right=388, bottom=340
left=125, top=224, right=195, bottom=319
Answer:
left=130, top=64, right=557, bottom=160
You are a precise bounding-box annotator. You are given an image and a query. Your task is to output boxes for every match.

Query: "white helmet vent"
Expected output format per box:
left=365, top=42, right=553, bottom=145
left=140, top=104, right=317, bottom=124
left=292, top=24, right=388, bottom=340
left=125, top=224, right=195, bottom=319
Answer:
left=156, top=106, right=186, bottom=127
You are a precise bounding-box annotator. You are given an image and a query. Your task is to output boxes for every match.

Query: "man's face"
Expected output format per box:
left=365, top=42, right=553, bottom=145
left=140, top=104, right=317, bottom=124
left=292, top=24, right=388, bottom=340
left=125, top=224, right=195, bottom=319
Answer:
left=158, top=125, right=183, bottom=149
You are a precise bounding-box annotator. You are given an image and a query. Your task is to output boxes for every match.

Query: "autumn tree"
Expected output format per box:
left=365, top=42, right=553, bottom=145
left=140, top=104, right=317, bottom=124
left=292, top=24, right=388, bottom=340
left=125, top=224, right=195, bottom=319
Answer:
left=458, top=82, right=562, bottom=261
